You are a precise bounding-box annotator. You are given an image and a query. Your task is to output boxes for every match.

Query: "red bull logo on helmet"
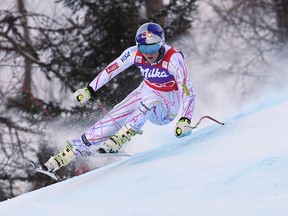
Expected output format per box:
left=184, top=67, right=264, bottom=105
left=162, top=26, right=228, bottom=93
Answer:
left=141, top=31, right=153, bottom=43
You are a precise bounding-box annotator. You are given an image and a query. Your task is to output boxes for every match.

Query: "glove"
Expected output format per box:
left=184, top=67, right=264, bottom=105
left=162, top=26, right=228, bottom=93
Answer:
left=73, top=86, right=94, bottom=105
left=174, top=117, right=192, bottom=138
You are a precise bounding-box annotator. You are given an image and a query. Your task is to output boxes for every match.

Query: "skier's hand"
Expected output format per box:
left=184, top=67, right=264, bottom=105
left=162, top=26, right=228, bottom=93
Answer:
left=73, top=86, right=94, bottom=105
left=174, top=117, right=192, bottom=138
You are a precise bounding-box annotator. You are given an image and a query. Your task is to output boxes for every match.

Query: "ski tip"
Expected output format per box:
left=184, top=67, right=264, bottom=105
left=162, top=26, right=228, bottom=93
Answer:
left=29, top=160, right=58, bottom=181
left=29, top=160, right=37, bottom=169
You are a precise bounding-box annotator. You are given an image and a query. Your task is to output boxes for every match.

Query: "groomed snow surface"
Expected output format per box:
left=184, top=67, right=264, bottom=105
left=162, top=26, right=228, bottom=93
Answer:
left=0, top=96, right=288, bottom=216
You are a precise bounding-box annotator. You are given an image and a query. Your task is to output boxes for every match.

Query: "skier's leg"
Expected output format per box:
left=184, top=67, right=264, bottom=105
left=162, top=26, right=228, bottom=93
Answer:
left=44, top=141, right=75, bottom=172
left=98, top=89, right=180, bottom=153
left=70, top=85, right=144, bottom=155
left=98, top=124, right=142, bottom=153
left=126, top=90, right=180, bottom=129
left=44, top=85, right=144, bottom=171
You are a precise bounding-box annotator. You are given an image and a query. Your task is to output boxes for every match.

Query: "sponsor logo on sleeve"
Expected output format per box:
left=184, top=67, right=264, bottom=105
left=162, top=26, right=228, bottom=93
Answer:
left=106, top=62, right=119, bottom=74
left=182, top=83, right=191, bottom=96
left=120, top=51, right=130, bottom=62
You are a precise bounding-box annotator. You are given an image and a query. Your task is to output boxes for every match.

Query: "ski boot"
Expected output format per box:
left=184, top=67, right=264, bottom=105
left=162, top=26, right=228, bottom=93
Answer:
left=44, top=141, right=76, bottom=172
left=98, top=124, right=142, bottom=153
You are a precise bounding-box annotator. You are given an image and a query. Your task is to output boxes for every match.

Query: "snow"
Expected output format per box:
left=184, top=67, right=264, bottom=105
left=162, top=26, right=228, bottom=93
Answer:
left=0, top=92, right=287, bottom=216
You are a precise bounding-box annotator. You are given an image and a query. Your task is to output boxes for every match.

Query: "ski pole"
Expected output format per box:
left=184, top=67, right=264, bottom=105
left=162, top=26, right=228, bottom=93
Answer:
left=187, top=115, right=225, bottom=129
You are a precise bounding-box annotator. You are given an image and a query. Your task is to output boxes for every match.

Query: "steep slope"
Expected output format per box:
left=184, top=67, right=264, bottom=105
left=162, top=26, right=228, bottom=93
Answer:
left=0, top=100, right=287, bottom=216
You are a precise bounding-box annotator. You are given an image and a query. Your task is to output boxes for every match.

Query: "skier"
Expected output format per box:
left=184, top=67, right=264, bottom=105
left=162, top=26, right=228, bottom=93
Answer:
left=44, top=22, right=196, bottom=172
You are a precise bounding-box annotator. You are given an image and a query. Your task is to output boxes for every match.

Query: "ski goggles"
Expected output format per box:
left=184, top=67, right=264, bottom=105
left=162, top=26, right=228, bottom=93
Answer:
left=138, top=43, right=161, bottom=54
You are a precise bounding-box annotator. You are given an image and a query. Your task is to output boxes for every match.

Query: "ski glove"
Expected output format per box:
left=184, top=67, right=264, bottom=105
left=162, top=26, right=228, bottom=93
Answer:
left=73, top=86, right=95, bottom=105
left=174, top=117, right=192, bottom=138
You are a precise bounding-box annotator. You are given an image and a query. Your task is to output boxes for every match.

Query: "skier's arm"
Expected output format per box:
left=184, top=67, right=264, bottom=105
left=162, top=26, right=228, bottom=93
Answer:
left=74, top=46, right=137, bottom=105
left=89, top=46, right=137, bottom=92
left=169, top=52, right=196, bottom=137
left=170, top=52, right=195, bottom=119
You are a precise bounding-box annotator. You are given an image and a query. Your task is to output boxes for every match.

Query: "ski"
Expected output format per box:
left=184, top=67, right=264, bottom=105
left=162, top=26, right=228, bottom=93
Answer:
left=28, top=151, right=130, bottom=180
left=29, top=160, right=58, bottom=181
left=93, top=151, right=131, bottom=157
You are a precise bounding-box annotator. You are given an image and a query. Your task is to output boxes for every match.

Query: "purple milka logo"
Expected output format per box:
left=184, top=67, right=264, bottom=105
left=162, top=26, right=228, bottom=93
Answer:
left=139, top=66, right=170, bottom=80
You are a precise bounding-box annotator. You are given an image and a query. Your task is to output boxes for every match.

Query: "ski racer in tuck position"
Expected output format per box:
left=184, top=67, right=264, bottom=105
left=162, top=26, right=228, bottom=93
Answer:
left=44, top=22, right=196, bottom=172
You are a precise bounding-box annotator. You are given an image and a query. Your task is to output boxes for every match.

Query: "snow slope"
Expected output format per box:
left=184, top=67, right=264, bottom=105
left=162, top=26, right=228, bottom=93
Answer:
left=0, top=97, right=288, bottom=216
